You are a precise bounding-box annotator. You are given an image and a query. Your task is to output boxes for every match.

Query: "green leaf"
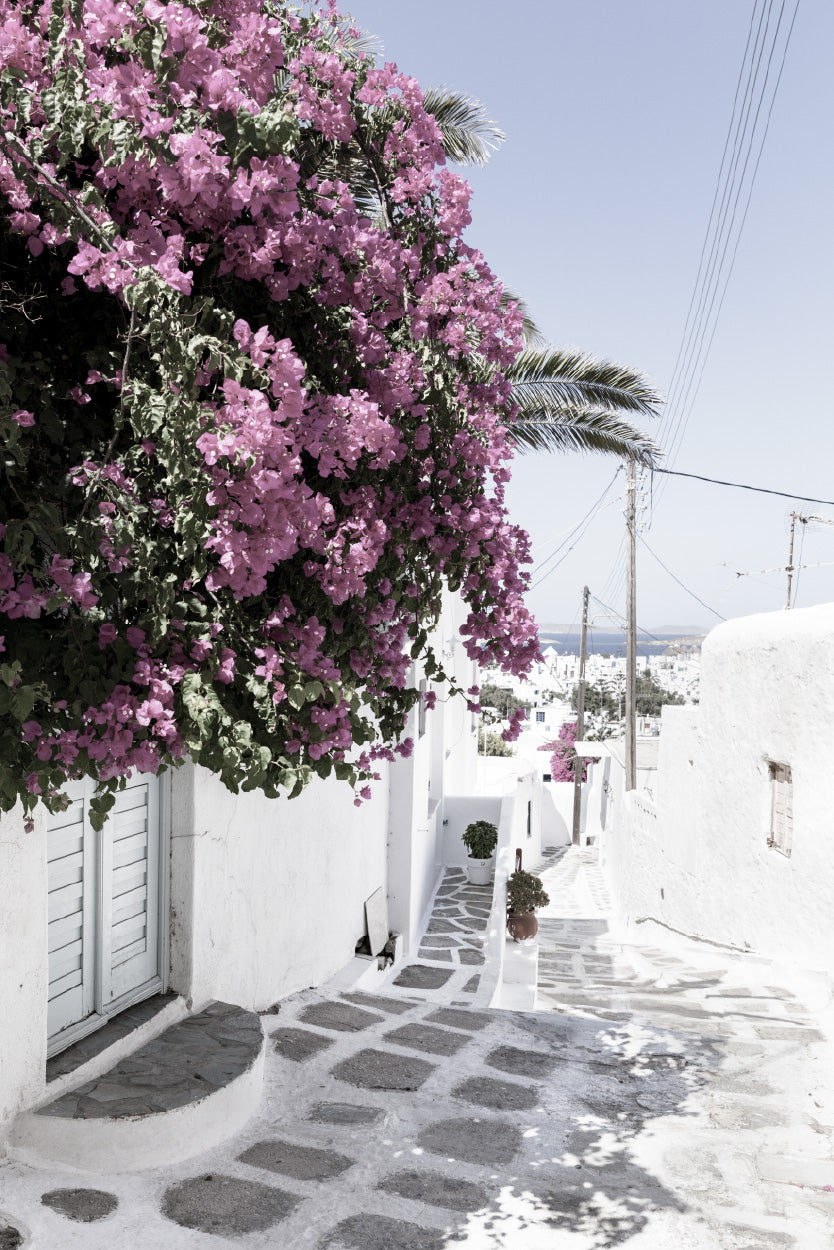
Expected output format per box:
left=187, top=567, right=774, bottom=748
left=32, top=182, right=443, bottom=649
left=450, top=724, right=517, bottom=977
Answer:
left=11, top=686, right=36, bottom=720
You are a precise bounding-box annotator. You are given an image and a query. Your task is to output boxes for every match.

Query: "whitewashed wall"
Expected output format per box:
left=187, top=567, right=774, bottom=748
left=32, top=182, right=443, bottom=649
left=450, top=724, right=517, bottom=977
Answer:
left=170, top=760, right=390, bottom=1011
left=441, top=794, right=503, bottom=868
left=387, top=590, right=481, bottom=954
left=0, top=804, right=47, bottom=1150
left=605, top=604, right=834, bottom=976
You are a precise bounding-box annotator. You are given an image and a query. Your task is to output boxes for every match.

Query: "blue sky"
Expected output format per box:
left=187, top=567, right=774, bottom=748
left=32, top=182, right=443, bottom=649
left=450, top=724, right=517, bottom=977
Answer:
left=345, top=0, right=834, bottom=630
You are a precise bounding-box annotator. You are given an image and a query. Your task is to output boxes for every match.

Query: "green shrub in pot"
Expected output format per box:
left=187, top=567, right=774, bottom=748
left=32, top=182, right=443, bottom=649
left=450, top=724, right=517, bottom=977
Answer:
left=461, top=819, right=498, bottom=884
left=462, top=820, right=499, bottom=859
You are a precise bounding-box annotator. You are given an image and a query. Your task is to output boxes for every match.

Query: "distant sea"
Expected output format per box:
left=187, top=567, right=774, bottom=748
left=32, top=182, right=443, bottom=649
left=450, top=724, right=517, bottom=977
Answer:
left=539, top=630, right=696, bottom=659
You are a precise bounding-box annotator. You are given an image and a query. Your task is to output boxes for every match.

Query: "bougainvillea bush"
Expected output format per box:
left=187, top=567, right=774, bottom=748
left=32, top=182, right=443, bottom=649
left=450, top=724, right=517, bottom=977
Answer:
left=539, top=722, right=587, bottom=783
left=0, top=0, right=539, bottom=824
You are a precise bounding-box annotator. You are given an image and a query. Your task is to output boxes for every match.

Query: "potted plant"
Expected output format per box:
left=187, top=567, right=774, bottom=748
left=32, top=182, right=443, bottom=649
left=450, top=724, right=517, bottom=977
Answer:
left=461, top=819, right=499, bottom=885
left=506, top=869, right=550, bottom=941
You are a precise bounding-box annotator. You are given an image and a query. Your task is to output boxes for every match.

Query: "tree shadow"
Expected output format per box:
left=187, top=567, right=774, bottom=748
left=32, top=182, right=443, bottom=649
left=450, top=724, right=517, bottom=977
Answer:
left=443, top=1008, right=723, bottom=1248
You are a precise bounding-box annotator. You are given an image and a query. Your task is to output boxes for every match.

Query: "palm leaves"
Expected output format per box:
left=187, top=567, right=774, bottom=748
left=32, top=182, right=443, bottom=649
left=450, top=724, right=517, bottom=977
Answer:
left=504, top=347, right=663, bottom=465
left=421, top=88, right=505, bottom=166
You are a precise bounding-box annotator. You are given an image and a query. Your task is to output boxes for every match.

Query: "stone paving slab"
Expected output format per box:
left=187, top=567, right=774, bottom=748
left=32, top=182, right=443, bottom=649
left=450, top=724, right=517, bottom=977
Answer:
left=322, top=1213, right=445, bottom=1250
left=308, top=1102, right=383, bottom=1126
left=271, top=1027, right=334, bottom=1062
left=238, top=1139, right=354, bottom=1181
left=340, top=991, right=415, bottom=1015
left=391, top=964, right=454, bottom=990
left=330, top=1047, right=436, bottom=1091
left=298, top=1001, right=384, bottom=1033
left=40, top=1189, right=118, bottom=1223
left=161, top=1174, right=298, bottom=1236
left=380, top=1168, right=491, bottom=1212
left=383, top=1023, right=471, bottom=1056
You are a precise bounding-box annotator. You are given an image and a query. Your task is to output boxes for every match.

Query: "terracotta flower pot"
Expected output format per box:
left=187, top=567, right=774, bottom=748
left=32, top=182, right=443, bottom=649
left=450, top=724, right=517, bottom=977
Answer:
left=506, top=910, right=538, bottom=941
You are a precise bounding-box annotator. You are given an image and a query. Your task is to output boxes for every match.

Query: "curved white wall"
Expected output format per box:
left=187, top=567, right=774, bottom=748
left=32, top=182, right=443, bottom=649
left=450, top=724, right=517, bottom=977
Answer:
left=606, top=603, right=834, bottom=975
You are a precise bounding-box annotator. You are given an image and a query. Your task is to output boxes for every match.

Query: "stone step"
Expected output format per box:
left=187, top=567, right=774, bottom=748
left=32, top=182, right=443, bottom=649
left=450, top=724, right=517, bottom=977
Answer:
left=12, top=1002, right=264, bottom=1173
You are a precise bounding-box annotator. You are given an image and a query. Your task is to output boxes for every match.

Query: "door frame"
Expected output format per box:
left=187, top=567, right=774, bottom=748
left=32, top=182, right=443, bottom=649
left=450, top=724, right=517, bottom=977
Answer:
left=46, top=771, right=172, bottom=1059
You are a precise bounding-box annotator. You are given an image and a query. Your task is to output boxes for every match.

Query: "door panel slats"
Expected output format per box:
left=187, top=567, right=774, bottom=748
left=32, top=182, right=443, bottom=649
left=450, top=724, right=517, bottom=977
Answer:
left=48, top=937, right=83, bottom=986
left=46, top=774, right=163, bottom=1050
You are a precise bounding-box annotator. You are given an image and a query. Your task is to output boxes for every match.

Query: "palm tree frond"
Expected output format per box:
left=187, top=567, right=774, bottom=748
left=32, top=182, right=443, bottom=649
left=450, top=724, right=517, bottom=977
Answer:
left=500, top=288, right=543, bottom=347
left=422, top=87, right=505, bottom=166
left=508, top=403, right=662, bottom=467
left=505, top=347, right=663, bottom=418
left=316, top=16, right=384, bottom=59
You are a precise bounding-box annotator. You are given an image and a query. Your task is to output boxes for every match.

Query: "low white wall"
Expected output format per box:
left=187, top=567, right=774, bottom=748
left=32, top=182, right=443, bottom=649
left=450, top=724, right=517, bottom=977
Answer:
left=606, top=604, right=834, bottom=976
left=0, top=804, right=48, bottom=1152
left=170, top=761, right=390, bottom=1011
left=491, top=771, right=545, bottom=1010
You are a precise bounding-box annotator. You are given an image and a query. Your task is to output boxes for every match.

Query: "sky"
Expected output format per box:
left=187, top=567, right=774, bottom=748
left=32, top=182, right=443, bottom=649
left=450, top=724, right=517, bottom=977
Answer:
left=342, top=0, right=834, bottom=633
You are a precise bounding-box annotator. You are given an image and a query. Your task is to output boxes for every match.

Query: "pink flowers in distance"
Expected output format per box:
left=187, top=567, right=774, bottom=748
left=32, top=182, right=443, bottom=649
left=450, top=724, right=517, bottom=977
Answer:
left=0, top=0, right=539, bottom=816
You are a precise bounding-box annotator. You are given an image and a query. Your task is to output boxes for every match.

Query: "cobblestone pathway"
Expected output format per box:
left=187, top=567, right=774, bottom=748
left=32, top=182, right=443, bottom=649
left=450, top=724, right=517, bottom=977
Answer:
left=3, top=850, right=834, bottom=1249
left=388, top=867, right=491, bottom=1002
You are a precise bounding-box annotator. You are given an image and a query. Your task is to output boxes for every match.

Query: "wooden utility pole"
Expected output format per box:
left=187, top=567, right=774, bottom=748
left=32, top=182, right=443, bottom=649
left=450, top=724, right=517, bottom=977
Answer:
left=625, top=460, right=637, bottom=791
left=571, top=584, right=590, bottom=845
left=785, top=512, right=798, bottom=609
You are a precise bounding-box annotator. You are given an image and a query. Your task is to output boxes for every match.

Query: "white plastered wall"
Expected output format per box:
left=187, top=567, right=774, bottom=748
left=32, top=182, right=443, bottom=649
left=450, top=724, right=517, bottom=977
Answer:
left=169, top=760, right=389, bottom=1011
left=0, top=803, right=48, bottom=1151
left=387, top=590, right=480, bottom=954
left=605, top=603, right=834, bottom=975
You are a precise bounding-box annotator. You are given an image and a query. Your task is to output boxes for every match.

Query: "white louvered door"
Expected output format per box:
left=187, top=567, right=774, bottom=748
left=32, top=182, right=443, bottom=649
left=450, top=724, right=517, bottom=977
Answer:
left=46, top=781, right=97, bottom=1040
left=46, top=772, right=165, bottom=1053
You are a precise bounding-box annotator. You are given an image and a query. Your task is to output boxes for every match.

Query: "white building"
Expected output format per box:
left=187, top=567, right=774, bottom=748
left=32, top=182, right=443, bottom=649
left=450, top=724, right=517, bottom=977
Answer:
left=586, top=602, right=834, bottom=981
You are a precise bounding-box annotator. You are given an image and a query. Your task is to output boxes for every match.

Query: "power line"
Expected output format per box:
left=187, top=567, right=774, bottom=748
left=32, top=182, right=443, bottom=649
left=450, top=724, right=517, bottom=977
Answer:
left=638, top=535, right=727, bottom=622
left=590, top=593, right=677, bottom=647
left=661, top=0, right=800, bottom=475
left=650, top=466, right=834, bottom=506
left=530, top=470, right=623, bottom=590
left=658, top=0, right=773, bottom=449
left=531, top=468, right=621, bottom=575
left=658, top=1, right=764, bottom=433
left=651, top=0, right=800, bottom=522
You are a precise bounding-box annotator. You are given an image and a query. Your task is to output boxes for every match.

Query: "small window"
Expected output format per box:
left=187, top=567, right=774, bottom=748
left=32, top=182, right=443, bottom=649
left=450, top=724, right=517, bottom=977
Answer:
left=767, top=761, right=793, bottom=857
left=418, top=679, right=427, bottom=738
left=526, top=800, right=532, bottom=839
left=535, top=711, right=545, bottom=724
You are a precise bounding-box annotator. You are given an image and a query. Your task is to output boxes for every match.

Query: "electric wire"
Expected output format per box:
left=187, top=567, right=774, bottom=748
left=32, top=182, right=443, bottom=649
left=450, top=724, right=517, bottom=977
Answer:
left=661, top=1, right=787, bottom=469
left=590, top=594, right=683, bottom=648
left=658, top=0, right=771, bottom=440
left=638, top=535, right=727, bottom=621
left=660, top=0, right=800, bottom=477
left=530, top=474, right=623, bottom=590
left=649, top=0, right=800, bottom=523
left=657, top=0, right=777, bottom=457
left=650, top=466, right=834, bottom=506
left=530, top=468, right=621, bottom=577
